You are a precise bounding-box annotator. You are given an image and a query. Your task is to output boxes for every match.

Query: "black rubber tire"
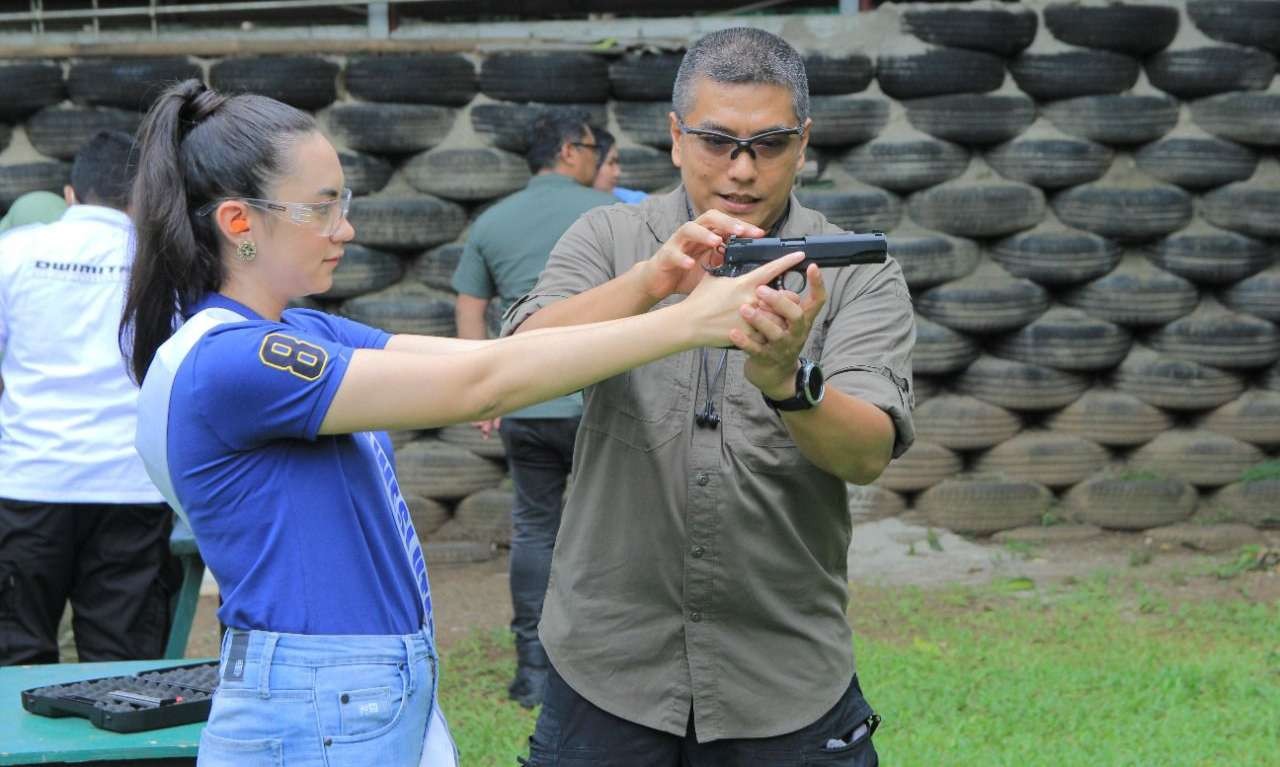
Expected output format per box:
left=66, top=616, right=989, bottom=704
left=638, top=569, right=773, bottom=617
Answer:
left=796, top=183, right=902, bottom=233
left=1199, top=167, right=1280, bottom=239
left=808, top=94, right=890, bottom=148
left=919, top=476, right=1053, bottom=536
left=915, top=261, right=1049, bottom=334
left=803, top=53, right=875, bottom=96
left=24, top=107, right=142, bottom=161
left=1009, top=48, right=1140, bottom=101
left=990, top=215, right=1121, bottom=286
left=913, top=375, right=942, bottom=406
left=349, top=195, right=467, bottom=252
left=1199, top=390, right=1280, bottom=448
left=990, top=307, right=1132, bottom=373
left=209, top=56, right=338, bottom=110
left=343, top=54, right=476, bottom=106
left=470, top=101, right=601, bottom=153
left=613, top=100, right=674, bottom=149
left=438, top=424, right=507, bottom=460
left=913, top=394, right=1022, bottom=451
left=876, top=46, right=1005, bottom=100
left=847, top=485, right=906, bottom=524
left=1148, top=299, right=1280, bottom=371
left=902, top=92, right=1036, bottom=146
left=609, top=52, right=682, bottom=101
left=0, top=124, right=9, bottom=155
left=840, top=131, right=969, bottom=193
left=0, top=62, right=65, bottom=122
left=876, top=441, right=961, bottom=493
left=317, top=244, right=403, bottom=301
left=1066, top=473, right=1197, bottom=531
left=1203, top=480, right=1280, bottom=529
left=411, top=242, right=464, bottom=292
left=974, top=430, right=1109, bottom=489
left=0, top=162, right=72, bottom=208
left=1221, top=264, right=1280, bottom=322
left=1112, top=345, right=1245, bottom=412
left=954, top=355, right=1089, bottom=412
left=1147, top=221, right=1272, bottom=286
left=403, top=147, right=530, bottom=202
left=1189, top=91, right=1280, bottom=148
left=908, top=170, right=1046, bottom=238
left=1045, top=387, right=1173, bottom=447
left=341, top=280, right=456, bottom=337
left=913, top=316, right=980, bottom=375
left=986, top=125, right=1114, bottom=190
left=454, top=488, right=514, bottom=529
left=327, top=103, right=456, bottom=155
left=338, top=151, right=393, bottom=197
left=480, top=52, right=609, bottom=104
left=1052, top=175, right=1193, bottom=243
left=1187, top=0, right=1280, bottom=53
left=1042, top=94, right=1179, bottom=146
left=67, top=57, right=202, bottom=111
left=1130, top=429, right=1265, bottom=488
left=1265, top=363, right=1280, bottom=393
left=395, top=439, right=505, bottom=502
left=900, top=4, right=1038, bottom=57
left=1146, top=46, right=1277, bottom=100
left=423, top=541, right=497, bottom=564
left=1134, top=133, right=1259, bottom=190
left=886, top=224, right=980, bottom=291
left=617, top=146, right=679, bottom=193
left=1061, top=255, right=1198, bottom=327
left=406, top=493, right=450, bottom=537
left=1042, top=2, right=1179, bottom=56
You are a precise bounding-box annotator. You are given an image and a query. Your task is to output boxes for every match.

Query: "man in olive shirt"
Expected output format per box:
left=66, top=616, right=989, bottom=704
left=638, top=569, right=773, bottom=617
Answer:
left=453, top=109, right=615, bottom=708
left=504, top=29, right=915, bottom=764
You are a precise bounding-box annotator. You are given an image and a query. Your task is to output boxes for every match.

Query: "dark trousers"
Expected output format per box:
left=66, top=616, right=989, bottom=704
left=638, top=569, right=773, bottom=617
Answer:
left=0, top=499, right=178, bottom=665
left=499, top=417, right=579, bottom=666
left=523, top=664, right=880, bottom=766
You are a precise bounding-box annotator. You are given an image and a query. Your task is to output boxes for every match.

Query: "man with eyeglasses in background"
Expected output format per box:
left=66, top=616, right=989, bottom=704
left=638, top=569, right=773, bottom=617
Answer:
left=0, top=130, right=178, bottom=666
left=452, top=108, right=615, bottom=709
left=504, top=28, right=915, bottom=765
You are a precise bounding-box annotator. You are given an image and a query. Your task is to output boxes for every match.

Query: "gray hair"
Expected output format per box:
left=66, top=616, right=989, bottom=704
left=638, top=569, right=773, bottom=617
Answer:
left=672, top=27, right=809, bottom=125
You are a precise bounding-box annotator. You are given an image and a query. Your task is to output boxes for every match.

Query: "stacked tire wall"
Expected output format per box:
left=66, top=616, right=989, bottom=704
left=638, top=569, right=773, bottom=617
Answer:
left=2, top=0, right=1277, bottom=545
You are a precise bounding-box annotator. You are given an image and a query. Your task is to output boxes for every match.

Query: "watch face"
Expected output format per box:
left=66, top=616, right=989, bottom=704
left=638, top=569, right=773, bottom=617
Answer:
left=801, top=360, right=825, bottom=405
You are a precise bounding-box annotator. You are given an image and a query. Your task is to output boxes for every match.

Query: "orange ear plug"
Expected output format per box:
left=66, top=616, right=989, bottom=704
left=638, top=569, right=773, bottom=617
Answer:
left=229, top=219, right=250, bottom=234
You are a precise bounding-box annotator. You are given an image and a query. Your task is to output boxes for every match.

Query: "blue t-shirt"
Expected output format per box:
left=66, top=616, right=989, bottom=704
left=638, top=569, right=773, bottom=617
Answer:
left=164, top=294, right=424, bottom=635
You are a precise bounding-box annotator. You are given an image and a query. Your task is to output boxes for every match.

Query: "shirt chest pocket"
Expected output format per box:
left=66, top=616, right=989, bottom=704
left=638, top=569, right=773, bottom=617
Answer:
left=583, top=349, right=693, bottom=452
left=724, top=352, right=808, bottom=474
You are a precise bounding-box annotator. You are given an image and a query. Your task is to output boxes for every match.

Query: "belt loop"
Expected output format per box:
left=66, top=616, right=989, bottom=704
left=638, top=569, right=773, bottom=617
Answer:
left=403, top=635, right=417, bottom=696
left=257, top=633, right=279, bottom=700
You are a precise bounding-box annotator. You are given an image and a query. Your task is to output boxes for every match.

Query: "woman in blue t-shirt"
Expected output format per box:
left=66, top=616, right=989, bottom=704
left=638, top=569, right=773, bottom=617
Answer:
left=119, top=80, right=801, bottom=766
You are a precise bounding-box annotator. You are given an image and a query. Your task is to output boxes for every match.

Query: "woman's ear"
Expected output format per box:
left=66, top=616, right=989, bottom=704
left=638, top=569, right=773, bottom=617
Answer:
left=214, top=200, right=251, bottom=240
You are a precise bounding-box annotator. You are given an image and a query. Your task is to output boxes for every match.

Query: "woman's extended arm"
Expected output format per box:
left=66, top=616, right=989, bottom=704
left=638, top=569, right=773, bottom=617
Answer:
left=318, top=253, right=802, bottom=435
left=384, top=335, right=488, bottom=355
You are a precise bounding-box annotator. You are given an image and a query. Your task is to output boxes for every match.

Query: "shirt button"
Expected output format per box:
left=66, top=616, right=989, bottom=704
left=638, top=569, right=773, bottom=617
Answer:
left=691, top=546, right=705, bottom=559
left=696, top=473, right=710, bottom=486
left=690, top=611, right=702, bottom=623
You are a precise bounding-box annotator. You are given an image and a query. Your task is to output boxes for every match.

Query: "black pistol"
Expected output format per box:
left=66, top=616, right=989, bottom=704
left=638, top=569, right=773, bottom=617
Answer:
left=709, top=231, right=888, bottom=290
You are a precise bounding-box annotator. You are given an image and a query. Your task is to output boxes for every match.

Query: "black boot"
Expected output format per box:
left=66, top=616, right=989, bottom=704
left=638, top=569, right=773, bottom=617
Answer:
left=509, top=642, right=550, bottom=709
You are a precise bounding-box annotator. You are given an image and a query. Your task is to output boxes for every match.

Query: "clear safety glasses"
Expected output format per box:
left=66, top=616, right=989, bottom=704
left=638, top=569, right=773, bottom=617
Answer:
left=197, top=187, right=352, bottom=238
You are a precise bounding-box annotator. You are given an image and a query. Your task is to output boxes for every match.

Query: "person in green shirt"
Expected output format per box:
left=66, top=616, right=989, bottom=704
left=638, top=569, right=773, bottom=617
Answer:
left=451, top=109, right=616, bottom=708
left=0, top=191, right=68, bottom=237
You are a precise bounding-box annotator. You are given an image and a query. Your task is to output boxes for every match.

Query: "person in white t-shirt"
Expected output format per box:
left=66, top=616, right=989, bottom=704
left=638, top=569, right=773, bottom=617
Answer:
left=0, top=130, right=176, bottom=665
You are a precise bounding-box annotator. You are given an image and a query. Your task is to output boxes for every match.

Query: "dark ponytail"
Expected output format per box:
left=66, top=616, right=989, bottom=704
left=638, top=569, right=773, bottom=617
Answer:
left=120, top=79, right=315, bottom=383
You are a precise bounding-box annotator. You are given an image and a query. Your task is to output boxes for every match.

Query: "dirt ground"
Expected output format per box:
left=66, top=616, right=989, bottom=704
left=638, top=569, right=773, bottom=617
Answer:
left=182, top=521, right=1280, bottom=659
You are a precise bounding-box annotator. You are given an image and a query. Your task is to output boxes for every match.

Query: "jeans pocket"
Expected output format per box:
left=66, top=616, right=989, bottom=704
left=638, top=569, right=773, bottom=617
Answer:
left=318, top=662, right=408, bottom=744
left=338, top=686, right=394, bottom=737
left=807, top=714, right=880, bottom=766
left=197, top=729, right=283, bottom=767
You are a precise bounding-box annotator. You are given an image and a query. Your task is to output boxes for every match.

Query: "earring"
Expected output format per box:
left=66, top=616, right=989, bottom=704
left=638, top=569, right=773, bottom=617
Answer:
left=236, top=240, right=257, bottom=262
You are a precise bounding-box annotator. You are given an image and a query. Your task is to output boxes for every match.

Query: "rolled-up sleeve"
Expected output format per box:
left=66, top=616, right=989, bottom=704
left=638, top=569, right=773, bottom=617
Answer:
left=499, top=208, right=618, bottom=336
left=820, top=259, right=917, bottom=458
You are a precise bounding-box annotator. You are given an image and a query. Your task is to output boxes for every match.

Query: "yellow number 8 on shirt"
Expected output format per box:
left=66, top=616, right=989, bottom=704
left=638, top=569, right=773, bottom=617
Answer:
left=259, top=332, right=328, bottom=381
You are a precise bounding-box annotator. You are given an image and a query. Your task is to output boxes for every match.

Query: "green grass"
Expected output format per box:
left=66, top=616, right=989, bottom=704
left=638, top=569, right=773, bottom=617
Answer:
left=439, top=578, right=1279, bottom=766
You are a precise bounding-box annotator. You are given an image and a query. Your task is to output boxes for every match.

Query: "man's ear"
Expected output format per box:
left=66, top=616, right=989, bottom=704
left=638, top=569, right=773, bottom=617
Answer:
left=63, top=185, right=77, bottom=206
left=795, top=117, right=812, bottom=174
left=669, top=111, right=683, bottom=169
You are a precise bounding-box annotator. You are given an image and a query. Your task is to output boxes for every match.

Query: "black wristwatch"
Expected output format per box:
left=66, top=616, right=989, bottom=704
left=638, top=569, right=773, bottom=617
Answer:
left=763, top=358, right=825, bottom=412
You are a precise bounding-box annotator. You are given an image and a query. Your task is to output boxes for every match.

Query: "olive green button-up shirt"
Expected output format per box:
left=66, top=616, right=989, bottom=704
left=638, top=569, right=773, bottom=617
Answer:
left=501, top=186, right=916, bottom=741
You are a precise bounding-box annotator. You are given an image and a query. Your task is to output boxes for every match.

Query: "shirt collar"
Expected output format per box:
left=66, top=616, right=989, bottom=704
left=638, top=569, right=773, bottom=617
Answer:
left=186, top=292, right=265, bottom=322
left=60, top=204, right=132, bottom=231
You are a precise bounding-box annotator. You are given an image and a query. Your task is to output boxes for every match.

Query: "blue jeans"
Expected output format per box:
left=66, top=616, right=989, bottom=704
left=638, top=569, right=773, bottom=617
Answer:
left=198, top=626, right=439, bottom=766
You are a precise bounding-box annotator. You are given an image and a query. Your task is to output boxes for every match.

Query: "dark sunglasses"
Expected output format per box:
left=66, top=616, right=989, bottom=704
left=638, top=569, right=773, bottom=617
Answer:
left=677, top=120, right=804, bottom=162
